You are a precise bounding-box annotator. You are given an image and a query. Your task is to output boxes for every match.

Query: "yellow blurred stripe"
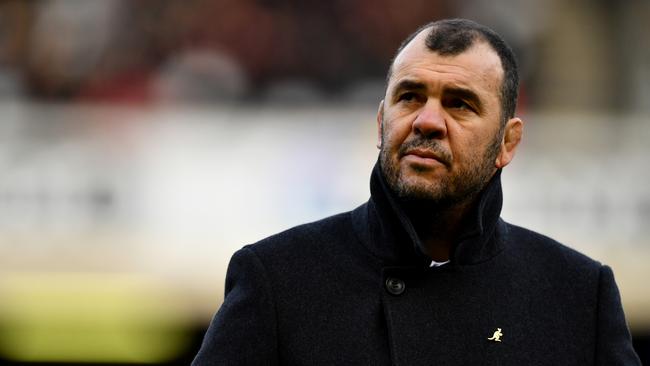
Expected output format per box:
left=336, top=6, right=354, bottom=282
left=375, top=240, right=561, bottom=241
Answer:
left=0, top=272, right=193, bottom=363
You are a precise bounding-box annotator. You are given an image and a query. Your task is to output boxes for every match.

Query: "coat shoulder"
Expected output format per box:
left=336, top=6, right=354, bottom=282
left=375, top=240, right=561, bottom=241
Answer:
left=243, top=209, right=360, bottom=265
left=503, top=221, right=603, bottom=273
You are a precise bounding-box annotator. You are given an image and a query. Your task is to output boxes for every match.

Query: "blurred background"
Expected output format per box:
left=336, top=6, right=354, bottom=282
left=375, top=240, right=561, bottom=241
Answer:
left=0, top=0, right=648, bottom=364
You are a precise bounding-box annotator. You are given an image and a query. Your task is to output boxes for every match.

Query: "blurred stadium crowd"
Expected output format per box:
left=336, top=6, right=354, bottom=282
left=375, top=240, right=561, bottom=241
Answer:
left=0, top=0, right=450, bottom=103
left=0, top=0, right=646, bottom=111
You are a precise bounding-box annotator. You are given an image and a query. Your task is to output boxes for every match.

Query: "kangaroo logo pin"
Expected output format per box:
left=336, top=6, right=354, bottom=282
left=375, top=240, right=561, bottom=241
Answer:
left=487, top=328, right=503, bottom=342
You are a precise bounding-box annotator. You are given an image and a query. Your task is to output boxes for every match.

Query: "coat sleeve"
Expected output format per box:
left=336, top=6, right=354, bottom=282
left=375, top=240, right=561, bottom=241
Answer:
left=594, top=265, right=641, bottom=365
left=192, top=247, right=279, bottom=365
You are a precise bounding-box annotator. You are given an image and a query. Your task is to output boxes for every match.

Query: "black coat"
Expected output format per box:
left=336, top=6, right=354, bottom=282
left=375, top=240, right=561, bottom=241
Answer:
left=193, top=164, right=640, bottom=365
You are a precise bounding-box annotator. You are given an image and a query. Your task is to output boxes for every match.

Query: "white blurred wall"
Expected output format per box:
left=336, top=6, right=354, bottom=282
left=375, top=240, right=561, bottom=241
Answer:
left=0, top=101, right=648, bottom=328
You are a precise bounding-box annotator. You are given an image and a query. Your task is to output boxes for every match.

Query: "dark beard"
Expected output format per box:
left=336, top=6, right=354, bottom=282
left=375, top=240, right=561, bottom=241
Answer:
left=379, top=129, right=502, bottom=207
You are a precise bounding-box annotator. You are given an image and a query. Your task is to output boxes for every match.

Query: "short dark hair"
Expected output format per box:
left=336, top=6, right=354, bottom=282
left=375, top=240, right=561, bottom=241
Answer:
left=386, top=19, right=519, bottom=124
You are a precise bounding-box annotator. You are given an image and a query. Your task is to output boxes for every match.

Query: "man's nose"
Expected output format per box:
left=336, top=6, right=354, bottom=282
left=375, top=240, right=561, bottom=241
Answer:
left=412, top=99, right=447, bottom=139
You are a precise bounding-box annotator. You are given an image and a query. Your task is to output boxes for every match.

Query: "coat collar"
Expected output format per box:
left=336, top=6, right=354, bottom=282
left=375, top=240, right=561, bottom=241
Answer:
left=352, top=160, right=505, bottom=267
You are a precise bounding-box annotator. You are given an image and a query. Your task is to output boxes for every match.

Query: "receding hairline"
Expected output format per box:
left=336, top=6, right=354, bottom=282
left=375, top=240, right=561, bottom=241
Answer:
left=388, top=34, right=504, bottom=108
left=387, top=25, right=502, bottom=84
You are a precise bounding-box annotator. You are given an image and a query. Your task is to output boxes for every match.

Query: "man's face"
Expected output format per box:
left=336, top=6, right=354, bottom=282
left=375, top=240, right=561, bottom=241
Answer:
left=378, top=31, right=512, bottom=205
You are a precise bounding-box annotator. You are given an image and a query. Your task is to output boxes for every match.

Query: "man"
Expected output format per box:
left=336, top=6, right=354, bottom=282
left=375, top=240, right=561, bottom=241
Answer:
left=193, top=19, right=640, bottom=365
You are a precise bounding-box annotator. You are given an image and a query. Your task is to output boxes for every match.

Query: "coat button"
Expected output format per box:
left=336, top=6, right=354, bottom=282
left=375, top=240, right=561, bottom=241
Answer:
left=385, top=277, right=405, bottom=295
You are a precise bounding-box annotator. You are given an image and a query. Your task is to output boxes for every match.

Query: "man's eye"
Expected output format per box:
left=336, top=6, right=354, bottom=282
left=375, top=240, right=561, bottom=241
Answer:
left=398, top=92, right=418, bottom=102
left=446, top=98, right=472, bottom=111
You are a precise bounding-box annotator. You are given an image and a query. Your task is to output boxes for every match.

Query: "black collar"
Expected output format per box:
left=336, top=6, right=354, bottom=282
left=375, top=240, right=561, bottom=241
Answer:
left=352, top=161, right=506, bottom=267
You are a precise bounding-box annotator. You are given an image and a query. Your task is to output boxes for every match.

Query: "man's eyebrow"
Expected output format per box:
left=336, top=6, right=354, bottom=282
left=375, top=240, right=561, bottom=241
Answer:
left=392, top=80, right=427, bottom=95
left=444, top=86, right=484, bottom=110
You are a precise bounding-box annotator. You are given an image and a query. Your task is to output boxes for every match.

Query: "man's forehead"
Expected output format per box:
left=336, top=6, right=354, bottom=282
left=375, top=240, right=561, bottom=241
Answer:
left=391, top=28, right=434, bottom=70
left=390, top=28, right=503, bottom=91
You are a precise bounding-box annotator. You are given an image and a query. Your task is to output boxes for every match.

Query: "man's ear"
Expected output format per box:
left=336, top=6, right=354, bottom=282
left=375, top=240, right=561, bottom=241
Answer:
left=376, top=100, right=384, bottom=149
left=495, top=117, right=524, bottom=169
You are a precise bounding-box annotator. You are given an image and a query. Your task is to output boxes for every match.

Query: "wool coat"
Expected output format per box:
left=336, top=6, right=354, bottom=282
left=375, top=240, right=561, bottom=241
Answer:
left=193, top=163, right=641, bottom=365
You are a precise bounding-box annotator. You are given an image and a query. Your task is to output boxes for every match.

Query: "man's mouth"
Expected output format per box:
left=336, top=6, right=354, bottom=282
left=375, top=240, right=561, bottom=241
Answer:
left=403, top=148, right=449, bottom=167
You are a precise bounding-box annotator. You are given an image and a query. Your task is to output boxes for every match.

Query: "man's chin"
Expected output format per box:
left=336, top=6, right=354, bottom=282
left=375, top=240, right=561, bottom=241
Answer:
left=400, top=170, right=445, bottom=188
left=393, top=176, right=448, bottom=202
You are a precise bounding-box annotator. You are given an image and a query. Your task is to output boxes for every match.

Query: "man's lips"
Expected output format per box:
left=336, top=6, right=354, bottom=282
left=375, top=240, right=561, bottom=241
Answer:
left=402, top=149, right=449, bottom=166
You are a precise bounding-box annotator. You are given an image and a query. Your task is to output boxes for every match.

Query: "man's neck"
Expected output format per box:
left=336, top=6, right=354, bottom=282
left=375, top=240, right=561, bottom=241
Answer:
left=402, top=199, right=475, bottom=262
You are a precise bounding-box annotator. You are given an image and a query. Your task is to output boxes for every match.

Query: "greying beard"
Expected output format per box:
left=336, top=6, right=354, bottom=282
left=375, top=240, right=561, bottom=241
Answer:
left=379, top=119, right=503, bottom=207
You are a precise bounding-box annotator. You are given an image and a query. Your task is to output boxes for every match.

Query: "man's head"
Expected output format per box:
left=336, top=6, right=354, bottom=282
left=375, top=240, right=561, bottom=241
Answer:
left=377, top=19, right=523, bottom=206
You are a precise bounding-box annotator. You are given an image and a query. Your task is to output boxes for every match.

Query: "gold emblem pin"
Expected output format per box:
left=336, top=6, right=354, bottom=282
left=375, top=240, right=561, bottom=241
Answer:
left=487, top=328, right=503, bottom=342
